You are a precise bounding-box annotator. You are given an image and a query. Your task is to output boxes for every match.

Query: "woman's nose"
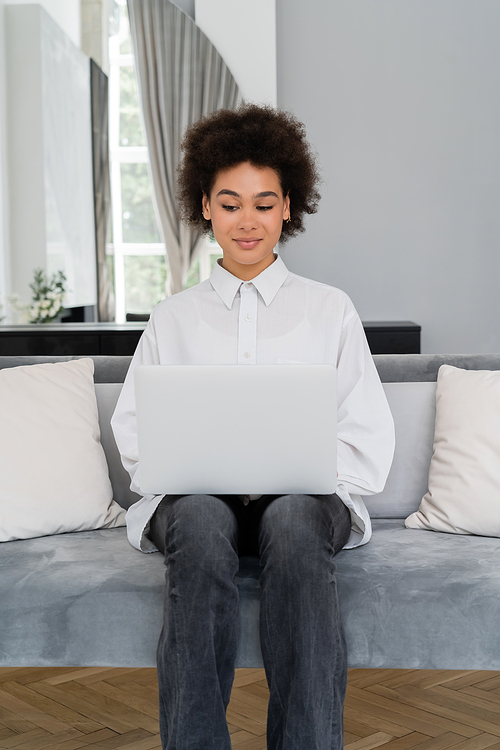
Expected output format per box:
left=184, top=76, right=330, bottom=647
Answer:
left=238, top=207, right=258, bottom=230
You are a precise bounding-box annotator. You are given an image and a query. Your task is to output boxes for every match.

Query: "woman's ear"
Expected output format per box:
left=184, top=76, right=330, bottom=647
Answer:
left=283, top=193, right=291, bottom=221
left=202, top=193, right=211, bottom=221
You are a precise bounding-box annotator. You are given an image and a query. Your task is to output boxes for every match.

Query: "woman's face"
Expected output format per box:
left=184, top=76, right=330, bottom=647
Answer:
left=202, top=161, right=290, bottom=280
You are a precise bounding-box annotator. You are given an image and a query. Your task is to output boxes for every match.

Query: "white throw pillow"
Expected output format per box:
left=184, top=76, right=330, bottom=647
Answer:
left=405, top=364, right=500, bottom=536
left=0, top=358, right=126, bottom=542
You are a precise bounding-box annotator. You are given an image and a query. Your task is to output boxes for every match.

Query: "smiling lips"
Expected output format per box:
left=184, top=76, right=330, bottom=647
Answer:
left=234, top=238, right=261, bottom=249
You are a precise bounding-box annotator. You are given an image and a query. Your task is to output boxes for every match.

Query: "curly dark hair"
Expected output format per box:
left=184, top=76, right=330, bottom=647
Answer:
left=177, top=103, right=321, bottom=242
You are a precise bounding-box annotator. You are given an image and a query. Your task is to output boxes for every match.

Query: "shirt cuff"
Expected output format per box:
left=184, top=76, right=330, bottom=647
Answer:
left=336, top=484, right=372, bottom=549
left=125, top=494, right=165, bottom=553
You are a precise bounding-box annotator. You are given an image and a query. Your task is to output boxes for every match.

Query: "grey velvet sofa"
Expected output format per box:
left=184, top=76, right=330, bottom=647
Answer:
left=2, top=353, right=500, bottom=671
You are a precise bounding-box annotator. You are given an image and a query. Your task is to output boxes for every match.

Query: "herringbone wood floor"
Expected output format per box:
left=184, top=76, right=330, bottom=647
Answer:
left=1, top=667, right=500, bottom=749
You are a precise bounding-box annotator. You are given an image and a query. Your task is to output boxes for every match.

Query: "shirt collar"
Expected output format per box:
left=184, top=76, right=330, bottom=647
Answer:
left=210, top=253, right=289, bottom=309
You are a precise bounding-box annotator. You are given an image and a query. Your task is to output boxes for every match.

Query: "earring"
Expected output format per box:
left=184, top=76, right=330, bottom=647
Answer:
left=285, top=215, right=291, bottom=223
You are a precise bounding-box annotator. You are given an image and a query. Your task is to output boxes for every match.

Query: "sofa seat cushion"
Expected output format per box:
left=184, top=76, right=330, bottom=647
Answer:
left=363, top=382, right=436, bottom=519
left=0, top=525, right=264, bottom=669
left=2, top=521, right=500, bottom=670
left=336, top=519, right=500, bottom=669
left=0, top=528, right=165, bottom=668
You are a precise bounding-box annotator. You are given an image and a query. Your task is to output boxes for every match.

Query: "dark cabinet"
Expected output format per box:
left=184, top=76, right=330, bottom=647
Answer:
left=0, top=321, right=420, bottom=356
left=363, top=321, right=421, bottom=355
left=0, top=324, right=144, bottom=356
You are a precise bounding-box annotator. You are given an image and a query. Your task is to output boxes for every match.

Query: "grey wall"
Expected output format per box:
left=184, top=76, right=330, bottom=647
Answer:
left=172, top=0, right=194, bottom=19
left=276, top=0, right=500, bottom=354
left=0, top=1, right=9, bottom=302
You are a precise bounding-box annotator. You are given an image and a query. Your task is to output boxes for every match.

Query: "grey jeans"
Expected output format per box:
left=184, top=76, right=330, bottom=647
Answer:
left=148, top=492, right=351, bottom=750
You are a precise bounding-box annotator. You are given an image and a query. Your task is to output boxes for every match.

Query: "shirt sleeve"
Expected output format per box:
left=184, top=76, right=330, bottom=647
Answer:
left=335, top=306, right=395, bottom=497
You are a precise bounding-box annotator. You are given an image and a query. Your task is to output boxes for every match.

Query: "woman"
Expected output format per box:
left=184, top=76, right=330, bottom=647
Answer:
left=111, top=104, right=395, bottom=750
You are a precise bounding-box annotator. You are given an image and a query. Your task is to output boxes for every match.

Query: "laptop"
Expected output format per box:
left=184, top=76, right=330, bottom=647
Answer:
left=134, top=364, right=337, bottom=496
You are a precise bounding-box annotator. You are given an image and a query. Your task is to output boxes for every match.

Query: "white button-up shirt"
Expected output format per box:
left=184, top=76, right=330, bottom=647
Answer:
left=111, top=254, right=395, bottom=553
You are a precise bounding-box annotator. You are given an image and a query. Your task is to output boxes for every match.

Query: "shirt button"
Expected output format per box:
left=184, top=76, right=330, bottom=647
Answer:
left=244, top=352, right=251, bottom=358
left=245, top=283, right=252, bottom=289
left=245, top=315, right=251, bottom=322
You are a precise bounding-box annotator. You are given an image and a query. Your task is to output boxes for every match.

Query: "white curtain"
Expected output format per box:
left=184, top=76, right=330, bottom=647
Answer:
left=127, top=0, right=242, bottom=294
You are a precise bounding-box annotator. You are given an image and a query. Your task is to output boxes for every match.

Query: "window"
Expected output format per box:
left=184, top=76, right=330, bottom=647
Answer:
left=108, top=1, right=221, bottom=322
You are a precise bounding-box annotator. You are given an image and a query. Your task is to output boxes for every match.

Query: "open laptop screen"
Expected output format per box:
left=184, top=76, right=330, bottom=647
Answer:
left=134, top=364, right=337, bottom=496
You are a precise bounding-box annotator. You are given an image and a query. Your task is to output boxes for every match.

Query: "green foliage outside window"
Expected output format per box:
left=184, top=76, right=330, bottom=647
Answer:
left=120, top=163, right=161, bottom=244
left=185, top=257, right=200, bottom=289
left=119, top=4, right=133, bottom=54
left=119, top=65, right=145, bottom=147
left=184, top=253, right=222, bottom=290
left=125, top=256, right=167, bottom=313
left=210, top=254, right=221, bottom=273
left=124, top=253, right=222, bottom=313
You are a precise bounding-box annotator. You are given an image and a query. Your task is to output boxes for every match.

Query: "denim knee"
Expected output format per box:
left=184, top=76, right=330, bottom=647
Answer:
left=258, top=494, right=349, bottom=565
left=158, top=494, right=239, bottom=570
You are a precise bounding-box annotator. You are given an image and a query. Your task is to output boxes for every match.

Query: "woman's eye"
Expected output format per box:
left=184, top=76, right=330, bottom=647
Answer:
left=221, top=204, right=274, bottom=212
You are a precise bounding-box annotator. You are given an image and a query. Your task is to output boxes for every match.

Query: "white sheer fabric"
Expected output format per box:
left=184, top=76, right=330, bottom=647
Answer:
left=127, top=0, right=242, bottom=293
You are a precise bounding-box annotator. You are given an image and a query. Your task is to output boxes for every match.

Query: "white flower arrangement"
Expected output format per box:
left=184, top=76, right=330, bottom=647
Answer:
left=7, top=269, right=67, bottom=324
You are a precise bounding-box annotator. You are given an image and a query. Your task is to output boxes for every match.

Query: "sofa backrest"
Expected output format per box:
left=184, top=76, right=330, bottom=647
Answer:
left=363, top=382, right=435, bottom=519
left=365, top=353, right=500, bottom=517
left=95, top=383, right=139, bottom=510
left=4, top=353, right=500, bottom=517
left=96, top=379, right=440, bottom=517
